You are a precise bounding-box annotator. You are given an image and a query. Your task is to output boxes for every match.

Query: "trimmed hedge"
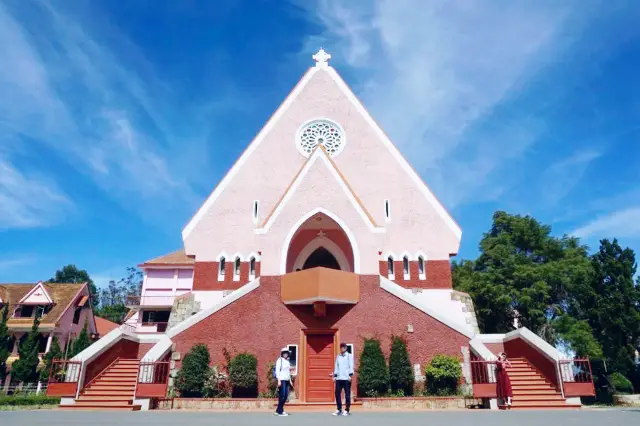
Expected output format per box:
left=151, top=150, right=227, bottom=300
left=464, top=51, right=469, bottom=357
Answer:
left=425, top=354, right=461, bottom=396
left=357, top=338, right=389, bottom=397
left=175, top=344, right=211, bottom=397
left=609, top=372, right=634, bottom=394
left=0, top=395, right=61, bottom=406
left=228, top=353, right=258, bottom=397
left=389, top=336, right=413, bottom=395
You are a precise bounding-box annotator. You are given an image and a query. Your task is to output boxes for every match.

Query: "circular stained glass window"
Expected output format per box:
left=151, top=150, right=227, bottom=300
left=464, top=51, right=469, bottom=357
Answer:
left=296, top=119, right=345, bottom=157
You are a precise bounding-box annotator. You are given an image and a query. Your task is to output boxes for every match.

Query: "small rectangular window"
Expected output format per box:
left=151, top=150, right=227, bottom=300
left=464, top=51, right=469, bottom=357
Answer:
left=72, top=307, right=82, bottom=324
left=287, top=344, right=299, bottom=376
left=387, top=257, right=395, bottom=279
left=384, top=200, right=391, bottom=222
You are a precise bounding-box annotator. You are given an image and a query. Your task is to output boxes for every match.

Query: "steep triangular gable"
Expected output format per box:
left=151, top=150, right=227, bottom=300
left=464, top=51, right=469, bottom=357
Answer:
left=182, top=52, right=461, bottom=241
left=182, top=66, right=319, bottom=240
left=18, top=281, right=53, bottom=305
left=256, top=146, right=384, bottom=234
left=325, top=68, right=461, bottom=241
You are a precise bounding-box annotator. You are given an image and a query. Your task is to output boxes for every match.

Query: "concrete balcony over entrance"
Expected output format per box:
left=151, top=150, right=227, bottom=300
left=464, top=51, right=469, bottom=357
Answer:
left=280, top=267, right=359, bottom=306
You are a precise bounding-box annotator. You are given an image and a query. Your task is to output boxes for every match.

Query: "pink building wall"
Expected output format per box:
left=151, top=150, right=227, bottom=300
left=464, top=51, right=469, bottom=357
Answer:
left=183, top=66, right=460, bottom=275
left=55, top=285, right=96, bottom=349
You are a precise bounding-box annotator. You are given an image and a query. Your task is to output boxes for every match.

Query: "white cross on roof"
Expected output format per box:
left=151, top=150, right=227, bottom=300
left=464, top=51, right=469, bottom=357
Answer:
left=313, top=48, right=331, bottom=68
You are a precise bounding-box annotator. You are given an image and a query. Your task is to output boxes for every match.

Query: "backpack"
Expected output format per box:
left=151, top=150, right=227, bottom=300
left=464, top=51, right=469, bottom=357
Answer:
left=272, top=358, right=283, bottom=380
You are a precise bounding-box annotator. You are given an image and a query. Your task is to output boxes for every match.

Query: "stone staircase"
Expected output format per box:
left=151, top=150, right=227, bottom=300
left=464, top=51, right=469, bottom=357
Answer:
left=504, top=357, right=578, bottom=410
left=60, top=359, right=141, bottom=411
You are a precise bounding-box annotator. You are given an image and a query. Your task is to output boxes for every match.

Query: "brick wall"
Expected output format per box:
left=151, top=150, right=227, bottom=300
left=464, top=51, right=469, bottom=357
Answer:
left=193, top=261, right=261, bottom=291
left=172, top=275, right=469, bottom=395
left=378, top=260, right=452, bottom=289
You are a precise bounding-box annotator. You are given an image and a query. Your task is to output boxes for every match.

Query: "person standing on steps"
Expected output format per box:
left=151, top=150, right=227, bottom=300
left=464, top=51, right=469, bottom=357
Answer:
left=332, top=343, right=354, bottom=416
left=496, top=352, right=513, bottom=409
left=274, top=347, right=292, bottom=417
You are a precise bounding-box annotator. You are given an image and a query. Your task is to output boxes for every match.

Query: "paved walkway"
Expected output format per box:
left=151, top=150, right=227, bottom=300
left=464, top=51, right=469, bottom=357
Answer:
left=0, top=409, right=637, bottom=426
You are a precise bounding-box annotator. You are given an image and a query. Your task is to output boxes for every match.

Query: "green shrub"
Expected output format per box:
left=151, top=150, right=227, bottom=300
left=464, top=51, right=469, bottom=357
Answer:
left=425, top=354, right=461, bottom=396
left=0, top=395, right=60, bottom=407
left=228, top=353, right=258, bottom=397
left=11, top=317, right=41, bottom=383
left=389, top=336, right=413, bottom=395
left=609, top=372, right=634, bottom=395
left=357, top=338, right=388, bottom=397
left=175, top=344, right=210, bottom=397
left=264, top=361, right=278, bottom=398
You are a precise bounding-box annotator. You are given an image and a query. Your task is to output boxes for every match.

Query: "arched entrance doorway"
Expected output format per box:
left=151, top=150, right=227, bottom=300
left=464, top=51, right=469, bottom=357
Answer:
left=285, top=212, right=354, bottom=273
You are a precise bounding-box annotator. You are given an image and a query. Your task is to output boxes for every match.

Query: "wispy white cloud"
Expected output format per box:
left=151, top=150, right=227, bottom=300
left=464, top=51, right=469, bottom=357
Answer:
left=0, top=1, right=224, bottom=227
left=539, top=149, right=602, bottom=205
left=0, top=255, right=36, bottom=271
left=572, top=207, right=640, bottom=239
left=298, top=0, right=597, bottom=208
left=0, top=158, right=72, bottom=229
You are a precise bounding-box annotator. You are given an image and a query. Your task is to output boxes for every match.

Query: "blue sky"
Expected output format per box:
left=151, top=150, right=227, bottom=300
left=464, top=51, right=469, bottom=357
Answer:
left=1, top=0, right=639, bottom=287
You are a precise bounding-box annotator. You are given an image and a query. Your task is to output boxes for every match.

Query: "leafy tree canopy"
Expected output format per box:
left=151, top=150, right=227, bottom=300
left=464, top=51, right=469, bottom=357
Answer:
left=48, top=265, right=98, bottom=308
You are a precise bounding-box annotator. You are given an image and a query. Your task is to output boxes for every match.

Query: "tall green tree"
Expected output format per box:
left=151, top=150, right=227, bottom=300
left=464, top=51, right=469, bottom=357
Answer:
left=69, top=319, right=92, bottom=358
left=39, top=337, right=63, bottom=382
left=581, top=239, right=640, bottom=377
left=49, top=265, right=98, bottom=308
left=453, top=211, right=593, bottom=337
left=11, top=316, right=41, bottom=383
left=0, top=304, right=11, bottom=381
left=94, top=267, right=142, bottom=324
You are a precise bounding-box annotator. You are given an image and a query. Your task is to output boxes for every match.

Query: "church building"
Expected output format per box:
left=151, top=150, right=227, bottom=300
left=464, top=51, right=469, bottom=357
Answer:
left=51, top=50, right=592, bottom=411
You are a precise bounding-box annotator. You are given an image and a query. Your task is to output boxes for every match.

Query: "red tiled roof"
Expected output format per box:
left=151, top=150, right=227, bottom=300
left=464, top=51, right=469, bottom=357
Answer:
left=94, top=316, right=119, bottom=336
left=139, top=249, right=195, bottom=267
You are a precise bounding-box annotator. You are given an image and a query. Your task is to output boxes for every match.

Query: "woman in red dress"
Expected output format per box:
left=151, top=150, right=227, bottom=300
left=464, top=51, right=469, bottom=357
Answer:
left=496, top=352, right=513, bottom=408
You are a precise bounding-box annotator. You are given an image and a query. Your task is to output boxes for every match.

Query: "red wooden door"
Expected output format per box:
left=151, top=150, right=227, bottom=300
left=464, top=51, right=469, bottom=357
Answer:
left=305, top=334, right=334, bottom=402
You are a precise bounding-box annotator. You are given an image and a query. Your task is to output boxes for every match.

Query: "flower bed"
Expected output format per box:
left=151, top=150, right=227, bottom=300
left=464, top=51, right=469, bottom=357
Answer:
left=359, top=396, right=480, bottom=410
left=154, top=396, right=480, bottom=411
left=155, top=397, right=277, bottom=410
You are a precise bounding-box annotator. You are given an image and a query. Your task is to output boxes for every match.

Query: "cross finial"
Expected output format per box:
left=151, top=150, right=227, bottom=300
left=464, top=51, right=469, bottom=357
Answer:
left=313, top=48, right=331, bottom=68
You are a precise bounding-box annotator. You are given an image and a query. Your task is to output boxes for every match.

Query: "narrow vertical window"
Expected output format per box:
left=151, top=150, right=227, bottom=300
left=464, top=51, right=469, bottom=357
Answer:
left=253, top=201, right=259, bottom=223
left=384, top=200, right=390, bottom=222
left=403, top=256, right=410, bottom=279
left=418, top=256, right=425, bottom=279
left=249, top=257, right=256, bottom=279
left=234, top=257, right=241, bottom=280
left=218, top=257, right=226, bottom=280
left=387, top=256, right=394, bottom=279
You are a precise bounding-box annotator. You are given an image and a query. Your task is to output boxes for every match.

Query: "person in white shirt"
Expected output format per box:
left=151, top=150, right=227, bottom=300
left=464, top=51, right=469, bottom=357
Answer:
left=332, top=343, right=354, bottom=416
left=274, top=347, right=292, bottom=416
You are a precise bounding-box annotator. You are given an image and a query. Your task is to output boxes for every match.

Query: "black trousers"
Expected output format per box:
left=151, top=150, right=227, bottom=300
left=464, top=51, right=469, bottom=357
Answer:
left=335, top=380, right=351, bottom=412
left=276, top=381, right=289, bottom=414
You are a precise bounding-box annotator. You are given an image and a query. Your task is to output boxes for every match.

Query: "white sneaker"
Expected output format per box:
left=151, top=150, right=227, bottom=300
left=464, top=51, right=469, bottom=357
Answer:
left=342, top=411, right=350, bottom=416
left=274, top=412, right=289, bottom=417
left=332, top=410, right=343, bottom=416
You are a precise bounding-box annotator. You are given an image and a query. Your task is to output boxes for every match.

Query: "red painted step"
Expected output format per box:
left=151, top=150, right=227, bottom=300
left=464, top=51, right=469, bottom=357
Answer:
left=59, top=359, right=142, bottom=411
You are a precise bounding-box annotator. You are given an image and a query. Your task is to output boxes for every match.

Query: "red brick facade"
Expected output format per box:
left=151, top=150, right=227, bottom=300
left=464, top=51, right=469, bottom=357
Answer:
left=193, top=260, right=261, bottom=291
left=172, top=275, right=469, bottom=395
left=378, top=259, right=452, bottom=289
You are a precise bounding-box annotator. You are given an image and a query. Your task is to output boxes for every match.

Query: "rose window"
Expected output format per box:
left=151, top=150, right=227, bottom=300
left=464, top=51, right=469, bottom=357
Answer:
left=297, top=120, right=345, bottom=157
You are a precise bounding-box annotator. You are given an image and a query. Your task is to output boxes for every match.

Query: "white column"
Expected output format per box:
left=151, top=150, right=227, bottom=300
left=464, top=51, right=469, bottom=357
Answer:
left=45, top=332, right=54, bottom=353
